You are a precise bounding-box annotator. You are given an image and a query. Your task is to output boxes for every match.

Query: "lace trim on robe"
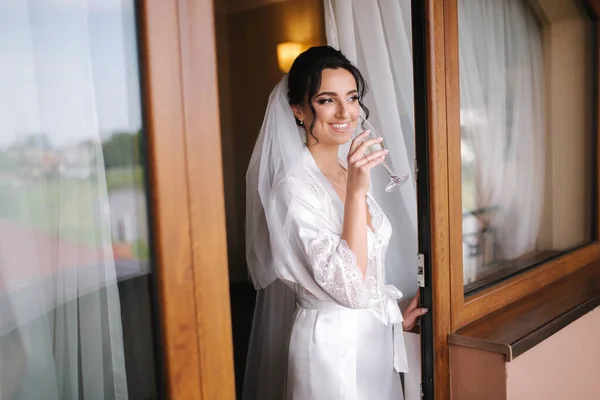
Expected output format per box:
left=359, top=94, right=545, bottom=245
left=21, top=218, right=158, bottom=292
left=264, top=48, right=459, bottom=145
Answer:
left=300, top=168, right=394, bottom=321
left=307, top=229, right=366, bottom=309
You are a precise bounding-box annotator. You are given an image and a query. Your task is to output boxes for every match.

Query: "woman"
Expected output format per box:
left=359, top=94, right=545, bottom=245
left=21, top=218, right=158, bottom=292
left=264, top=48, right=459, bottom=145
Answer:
left=244, top=46, right=427, bottom=400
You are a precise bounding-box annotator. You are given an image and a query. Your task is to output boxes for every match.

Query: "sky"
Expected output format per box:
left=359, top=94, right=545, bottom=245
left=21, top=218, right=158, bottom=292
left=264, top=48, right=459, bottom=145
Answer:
left=0, top=0, right=142, bottom=148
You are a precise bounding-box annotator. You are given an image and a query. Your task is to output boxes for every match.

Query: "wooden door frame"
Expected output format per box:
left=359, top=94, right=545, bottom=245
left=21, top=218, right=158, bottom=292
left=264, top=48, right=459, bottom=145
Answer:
left=139, top=0, right=235, bottom=398
left=421, top=0, right=453, bottom=398
left=425, top=0, right=600, bottom=398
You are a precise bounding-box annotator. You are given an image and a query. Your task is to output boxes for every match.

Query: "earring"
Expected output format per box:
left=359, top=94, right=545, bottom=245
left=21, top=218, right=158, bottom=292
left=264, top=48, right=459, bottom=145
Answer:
left=299, top=119, right=304, bottom=125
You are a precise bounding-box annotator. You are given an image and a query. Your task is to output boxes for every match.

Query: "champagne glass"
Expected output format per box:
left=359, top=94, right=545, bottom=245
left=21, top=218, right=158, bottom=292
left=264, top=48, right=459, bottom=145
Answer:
left=358, top=117, right=409, bottom=192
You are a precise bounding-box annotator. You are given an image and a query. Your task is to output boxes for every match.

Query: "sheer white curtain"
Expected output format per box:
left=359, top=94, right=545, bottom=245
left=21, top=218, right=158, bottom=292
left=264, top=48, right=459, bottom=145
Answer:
left=324, top=0, right=417, bottom=305
left=0, top=1, right=127, bottom=398
left=324, top=1, right=420, bottom=398
left=458, top=0, right=545, bottom=283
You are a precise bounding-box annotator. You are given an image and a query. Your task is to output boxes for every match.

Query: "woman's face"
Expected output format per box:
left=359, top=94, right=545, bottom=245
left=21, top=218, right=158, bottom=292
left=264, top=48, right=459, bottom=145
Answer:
left=293, top=68, right=361, bottom=146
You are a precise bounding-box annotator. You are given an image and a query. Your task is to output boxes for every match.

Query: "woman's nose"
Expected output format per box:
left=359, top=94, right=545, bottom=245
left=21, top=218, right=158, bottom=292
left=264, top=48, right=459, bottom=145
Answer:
left=336, top=102, right=350, bottom=119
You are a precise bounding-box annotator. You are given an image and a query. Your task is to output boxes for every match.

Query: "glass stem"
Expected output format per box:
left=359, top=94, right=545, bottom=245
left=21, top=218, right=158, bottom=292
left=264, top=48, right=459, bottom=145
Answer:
left=381, top=161, right=396, bottom=178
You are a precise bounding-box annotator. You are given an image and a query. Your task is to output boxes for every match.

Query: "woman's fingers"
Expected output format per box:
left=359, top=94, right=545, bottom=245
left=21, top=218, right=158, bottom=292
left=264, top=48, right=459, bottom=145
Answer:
left=402, top=292, right=425, bottom=330
left=349, top=130, right=371, bottom=154
left=353, top=151, right=387, bottom=169
left=352, top=148, right=387, bottom=165
left=363, top=153, right=387, bottom=169
left=345, top=130, right=386, bottom=193
left=407, top=292, right=420, bottom=312
left=349, top=134, right=381, bottom=158
left=402, top=307, right=429, bottom=331
left=355, top=137, right=383, bottom=157
left=349, top=138, right=383, bottom=163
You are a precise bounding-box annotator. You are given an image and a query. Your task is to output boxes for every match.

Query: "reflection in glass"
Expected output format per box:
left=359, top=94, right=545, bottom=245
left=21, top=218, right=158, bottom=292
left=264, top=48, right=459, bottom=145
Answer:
left=458, top=0, right=594, bottom=291
left=0, top=1, right=156, bottom=399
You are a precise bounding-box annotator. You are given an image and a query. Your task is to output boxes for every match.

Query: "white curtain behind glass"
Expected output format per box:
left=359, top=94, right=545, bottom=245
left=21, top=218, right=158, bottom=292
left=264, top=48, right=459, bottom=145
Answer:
left=324, top=1, right=420, bottom=398
left=324, top=0, right=417, bottom=305
left=0, top=0, right=128, bottom=398
left=458, top=0, right=545, bottom=284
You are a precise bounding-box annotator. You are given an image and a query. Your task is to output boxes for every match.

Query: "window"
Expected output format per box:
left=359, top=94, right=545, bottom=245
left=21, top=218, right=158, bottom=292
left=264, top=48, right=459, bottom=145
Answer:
left=419, top=0, right=600, bottom=397
left=425, top=0, right=600, bottom=333
left=0, top=1, right=158, bottom=397
left=458, top=0, right=596, bottom=293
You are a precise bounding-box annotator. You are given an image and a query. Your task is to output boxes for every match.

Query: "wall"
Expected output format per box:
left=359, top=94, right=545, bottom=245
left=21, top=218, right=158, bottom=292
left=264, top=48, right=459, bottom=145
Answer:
left=534, top=0, right=593, bottom=251
left=450, top=346, right=508, bottom=400
left=450, top=307, right=600, bottom=399
left=215, top=0, right=326, bottom=282
left=214, top=0, right=287, bottom=14
left=506, top=307, right=600, bottom=400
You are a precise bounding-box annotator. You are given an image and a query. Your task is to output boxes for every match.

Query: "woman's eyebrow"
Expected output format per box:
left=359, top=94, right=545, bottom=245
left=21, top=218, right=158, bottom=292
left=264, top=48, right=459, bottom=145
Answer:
left=314, top=89, right=359, bottom=98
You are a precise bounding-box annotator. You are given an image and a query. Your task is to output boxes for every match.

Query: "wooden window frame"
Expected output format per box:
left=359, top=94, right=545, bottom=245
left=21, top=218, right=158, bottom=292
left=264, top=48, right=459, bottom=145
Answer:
left=445, top=0, right=600, bottom=332
left=137, top=0, right=600, bottom=398
left=426, top=0, right=600, bottom=398
left=139, top=0, right=235, bottom=399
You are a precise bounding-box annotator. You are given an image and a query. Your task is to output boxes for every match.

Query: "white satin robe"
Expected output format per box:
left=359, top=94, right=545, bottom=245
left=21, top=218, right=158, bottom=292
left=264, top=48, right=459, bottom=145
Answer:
left=274, top=148, right=408, bottom=400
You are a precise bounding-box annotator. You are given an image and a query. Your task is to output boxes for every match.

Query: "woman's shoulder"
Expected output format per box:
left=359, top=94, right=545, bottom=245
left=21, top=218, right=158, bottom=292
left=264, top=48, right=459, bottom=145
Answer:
left=274, top=168, right=328, bottom=210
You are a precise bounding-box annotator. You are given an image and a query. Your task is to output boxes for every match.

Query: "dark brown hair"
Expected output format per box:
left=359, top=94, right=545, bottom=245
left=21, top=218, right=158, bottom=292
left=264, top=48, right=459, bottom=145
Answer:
left=287, top=46, right=370, bottom=141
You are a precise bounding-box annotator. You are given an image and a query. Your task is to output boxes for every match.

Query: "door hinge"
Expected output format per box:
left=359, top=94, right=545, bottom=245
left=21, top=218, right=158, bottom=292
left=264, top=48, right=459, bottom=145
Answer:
left=414, top=158, right=419, bottom=181
left=417, top=253, right=425, bottom=288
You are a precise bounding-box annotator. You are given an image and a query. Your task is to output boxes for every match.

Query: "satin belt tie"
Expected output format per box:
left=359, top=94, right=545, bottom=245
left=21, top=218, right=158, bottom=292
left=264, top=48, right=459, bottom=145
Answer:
left=296, top=284, right=409, bottom=373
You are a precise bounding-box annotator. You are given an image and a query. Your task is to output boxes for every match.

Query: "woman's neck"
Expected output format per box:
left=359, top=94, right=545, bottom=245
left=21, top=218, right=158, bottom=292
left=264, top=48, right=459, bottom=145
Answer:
left=307, top=142, right=343, bottom=175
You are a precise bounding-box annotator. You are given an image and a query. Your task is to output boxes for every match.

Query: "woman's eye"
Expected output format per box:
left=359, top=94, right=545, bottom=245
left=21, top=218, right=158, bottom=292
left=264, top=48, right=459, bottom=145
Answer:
left=317, top=98, right=334, bottom=105
left=348, top=95, right=359, bottom=102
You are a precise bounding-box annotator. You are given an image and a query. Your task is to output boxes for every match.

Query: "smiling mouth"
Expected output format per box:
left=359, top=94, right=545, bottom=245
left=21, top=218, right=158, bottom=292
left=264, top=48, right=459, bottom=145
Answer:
left=330, top=122, right=351, bottom=132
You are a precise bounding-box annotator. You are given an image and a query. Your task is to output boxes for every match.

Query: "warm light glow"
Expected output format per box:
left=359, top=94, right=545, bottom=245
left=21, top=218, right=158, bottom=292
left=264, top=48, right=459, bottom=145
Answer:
left=277, top=42, right=305, bottom=73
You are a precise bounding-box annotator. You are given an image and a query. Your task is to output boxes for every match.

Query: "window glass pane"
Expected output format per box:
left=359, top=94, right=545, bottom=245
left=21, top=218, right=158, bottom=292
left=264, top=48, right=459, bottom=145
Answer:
left=458, top=0, right=595, bottom=292
left=0, top=1, right=158, bottom=398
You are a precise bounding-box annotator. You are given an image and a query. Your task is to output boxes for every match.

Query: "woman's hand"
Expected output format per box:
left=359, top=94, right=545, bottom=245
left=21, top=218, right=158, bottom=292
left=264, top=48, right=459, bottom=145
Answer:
left=402, top=291, right=428, bottom=331
left=346, top=131, right=388, bottom=196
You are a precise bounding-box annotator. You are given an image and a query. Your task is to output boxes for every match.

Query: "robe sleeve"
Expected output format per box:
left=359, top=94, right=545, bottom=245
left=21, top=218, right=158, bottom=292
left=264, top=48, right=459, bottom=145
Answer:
left=273, top=176, right=372, bottom=309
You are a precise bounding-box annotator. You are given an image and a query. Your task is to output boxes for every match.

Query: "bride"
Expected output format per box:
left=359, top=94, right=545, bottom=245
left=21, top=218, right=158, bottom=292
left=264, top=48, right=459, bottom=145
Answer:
left=244, top=46, right=428, bottom=400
